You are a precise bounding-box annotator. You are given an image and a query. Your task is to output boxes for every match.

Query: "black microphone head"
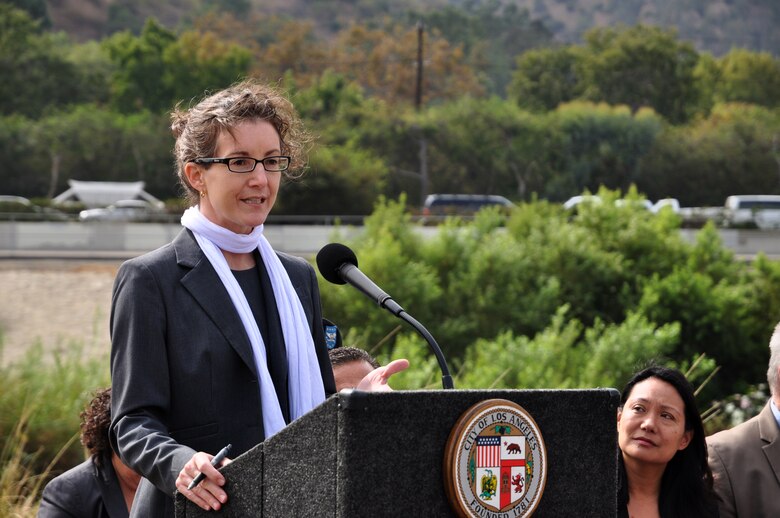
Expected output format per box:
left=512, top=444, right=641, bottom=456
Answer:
left=316, top=243, right=358, bottom=285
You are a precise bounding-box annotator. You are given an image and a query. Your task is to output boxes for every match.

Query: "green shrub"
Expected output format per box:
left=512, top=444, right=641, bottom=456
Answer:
left=456, top=306, right=680, bottom=390
left=318, top=190, right=776, bottom=403
left=0, top=340, right=110, bottom=478
left=0, top=409, right=78, bottom=517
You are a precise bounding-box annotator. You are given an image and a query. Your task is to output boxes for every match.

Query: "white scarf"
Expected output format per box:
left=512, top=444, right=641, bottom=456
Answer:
left=181, top=206, right=325, bottom=438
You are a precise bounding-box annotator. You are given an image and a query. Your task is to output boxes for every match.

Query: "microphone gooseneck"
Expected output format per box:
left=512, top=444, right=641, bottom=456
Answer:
left=316, top=243, right=454, bottom=390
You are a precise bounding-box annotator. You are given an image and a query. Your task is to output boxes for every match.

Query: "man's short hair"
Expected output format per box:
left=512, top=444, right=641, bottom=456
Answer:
left=328, top=346, right=380, bottom=369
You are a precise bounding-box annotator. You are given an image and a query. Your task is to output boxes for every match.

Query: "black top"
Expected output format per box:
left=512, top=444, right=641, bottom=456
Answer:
left=232, top=252, right=290, bottom=423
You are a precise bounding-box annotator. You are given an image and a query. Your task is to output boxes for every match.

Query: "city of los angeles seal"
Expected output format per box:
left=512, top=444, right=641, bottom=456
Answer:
left=444, top=399, right=547, bottom=517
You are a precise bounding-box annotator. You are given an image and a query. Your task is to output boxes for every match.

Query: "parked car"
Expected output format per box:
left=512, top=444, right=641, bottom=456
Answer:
left=650, top=198, right=681, bottom=213
left=723, top=195, right=780, bottom=229
left=562, top=195, right=603, bottom=210
left=564, top=195, right=677, bottom=214
left=0, top=195, right=69, bottom=221
left=79, top=199, right=164, bottom=222
left=422, top=194, right=515, bottom=221
left=614, top=199, right=653, bottom=211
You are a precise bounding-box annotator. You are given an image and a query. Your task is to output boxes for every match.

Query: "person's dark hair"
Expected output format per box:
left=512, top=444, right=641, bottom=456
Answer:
left=617, top=365, right=718, bottom=518
left=171, top=78, right=312, bottom=205
left=80, top=387, right=112, bottom=468
left=328, top=346, right=380, bottom=369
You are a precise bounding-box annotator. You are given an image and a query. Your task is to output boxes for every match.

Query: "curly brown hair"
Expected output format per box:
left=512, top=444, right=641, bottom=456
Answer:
left=80, top=387, right=112, bottom=467
left=171, top=78, right=312, bottom=205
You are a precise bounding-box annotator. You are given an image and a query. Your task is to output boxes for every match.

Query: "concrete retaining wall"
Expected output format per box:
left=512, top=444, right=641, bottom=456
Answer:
left=0, top=222, right=778, bottom=259
left=0, top=222, right=366, bottom=258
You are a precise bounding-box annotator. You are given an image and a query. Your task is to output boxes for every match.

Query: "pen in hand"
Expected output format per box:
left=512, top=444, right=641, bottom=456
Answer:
left=187, top=444, right=232, bottom=490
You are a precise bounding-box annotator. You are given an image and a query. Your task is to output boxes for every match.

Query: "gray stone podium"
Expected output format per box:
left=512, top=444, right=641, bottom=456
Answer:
left=176, top=389, right=620, bottom=517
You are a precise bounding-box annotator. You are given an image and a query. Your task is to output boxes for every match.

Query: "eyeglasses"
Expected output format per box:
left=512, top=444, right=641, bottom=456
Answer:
left=192, top=156, right=291, bottom=173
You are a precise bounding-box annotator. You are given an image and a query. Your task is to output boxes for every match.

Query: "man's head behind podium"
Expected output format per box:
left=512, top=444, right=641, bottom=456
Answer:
left=329, top=346, right=380, bottom=392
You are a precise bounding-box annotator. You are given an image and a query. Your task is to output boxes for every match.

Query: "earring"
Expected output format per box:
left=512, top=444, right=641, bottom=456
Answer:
left=200, top=190, right=206, bottom=198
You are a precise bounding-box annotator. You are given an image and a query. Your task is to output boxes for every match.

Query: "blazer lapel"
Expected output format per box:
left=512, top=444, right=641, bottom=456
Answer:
left=174, top=229, right=258, bottom=376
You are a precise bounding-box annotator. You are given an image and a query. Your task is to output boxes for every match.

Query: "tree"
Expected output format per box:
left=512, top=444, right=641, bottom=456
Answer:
left=23, top=107, right=176, bottom=200
left=202, top=0, right=251, bottom=18
left=292, top=69, right=367, bottom=122
left=636, top=103, right=780, bottom=206
left=415, top=0, right=554, bottom=95
left=251, top=19, right=328, bottom=85
left=102, top=18, right=177, bottom=113
left=276, top=141, right=388, bottom=215
left=279, top=71, right=392, bottom=214
left=508, top=46, right=586, bottom=111
left=580, top=25, right=701, bottom=124
left=0, top=5, right=82, bottom=117
left=6, top=0, right=49, bottom=26
left=713, top=49, right=780, bottom=108
left=420, top=97, right=557, bottom=199
left=0, top=115, right=47, bottom=197
left=118, top=111, right=177, bottom=198
left=546, top=102, right=664, bottom=199
left=691, top=52, right=721, bottom=116
left=327, top=22, right=485, bottom=106
left=65, top=41, right=114, bottom=107
left=163, top=30, right=252, bottom=104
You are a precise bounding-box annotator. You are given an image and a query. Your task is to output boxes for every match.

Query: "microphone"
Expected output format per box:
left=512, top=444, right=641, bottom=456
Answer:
left=316, top=243, right=404, bottom=316
left=317, top=243, right=454, bottom=389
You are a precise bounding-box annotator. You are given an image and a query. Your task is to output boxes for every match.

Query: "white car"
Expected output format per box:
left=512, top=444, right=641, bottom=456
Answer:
left=79, top=199, right=163, bottom=222
left=0, top=195, right=69, bottom=220
left=615, top=199, right=653, bottom=211
left=723, top=195, right=780, bottom=229
left=565, top=195, right=675, bottom=214
left=562, top=195, right=603, bottom=210
left=650, top=198, right=681, bottom=213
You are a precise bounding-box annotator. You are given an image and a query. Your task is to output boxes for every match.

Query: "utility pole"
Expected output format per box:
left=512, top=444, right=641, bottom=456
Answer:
left=415, top=21, right=424, bottom=112
left=774, top=134, right=780, bottom=189
left=415, top=21, right=428, bottom=206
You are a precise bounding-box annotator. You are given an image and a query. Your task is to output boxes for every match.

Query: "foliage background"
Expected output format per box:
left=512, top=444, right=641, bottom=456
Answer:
left=322, top=192, right=777, bottom=406
left=2, top=1, right=779, bottom=211
left=3, top=194, right=775, bottom=513
left=2, top=0, right=780, bottom=513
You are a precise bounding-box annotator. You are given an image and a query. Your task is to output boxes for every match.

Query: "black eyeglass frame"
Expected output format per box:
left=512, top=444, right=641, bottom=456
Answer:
left=191, top=155, right=291, bottom=173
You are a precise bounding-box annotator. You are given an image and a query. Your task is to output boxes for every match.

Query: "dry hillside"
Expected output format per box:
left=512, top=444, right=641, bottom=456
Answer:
left=42, top=0, right=780, bottom=56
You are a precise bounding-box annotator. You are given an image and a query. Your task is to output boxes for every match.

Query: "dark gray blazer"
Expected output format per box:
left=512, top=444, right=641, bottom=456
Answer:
left=37, top=453, right=129, bottom=518
left=109, top=229, right=335, bottom=517
left=707, top=401, right=780, bottom=518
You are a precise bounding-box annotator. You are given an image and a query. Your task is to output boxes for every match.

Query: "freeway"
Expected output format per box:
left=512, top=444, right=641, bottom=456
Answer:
left=0, top=222, right=778, bottom=260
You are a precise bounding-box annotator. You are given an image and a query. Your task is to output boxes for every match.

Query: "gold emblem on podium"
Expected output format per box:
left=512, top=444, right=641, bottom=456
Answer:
left=444, top=399, right=547, bottom=517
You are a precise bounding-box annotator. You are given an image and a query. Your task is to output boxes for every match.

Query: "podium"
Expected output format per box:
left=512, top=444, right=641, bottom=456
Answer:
left=176, top=389, right=619, bottom=517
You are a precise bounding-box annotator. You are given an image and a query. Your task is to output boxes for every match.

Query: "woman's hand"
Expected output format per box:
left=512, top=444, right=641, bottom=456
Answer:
left=356, top=358, right=410, bottom=392
left=175, top=451, right=232, bottom=511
